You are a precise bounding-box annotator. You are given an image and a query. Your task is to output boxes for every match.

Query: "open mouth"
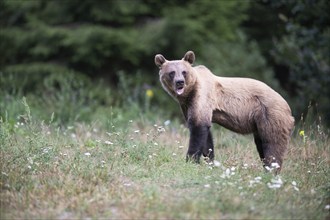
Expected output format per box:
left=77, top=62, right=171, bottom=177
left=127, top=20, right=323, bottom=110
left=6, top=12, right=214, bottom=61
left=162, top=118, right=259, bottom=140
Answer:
left=176, top=85, right=184, bottom=95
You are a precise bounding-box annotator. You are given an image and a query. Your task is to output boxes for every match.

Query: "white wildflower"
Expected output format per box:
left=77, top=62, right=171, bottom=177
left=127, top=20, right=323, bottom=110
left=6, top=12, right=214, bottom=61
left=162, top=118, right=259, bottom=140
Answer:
left=42, top=147, right=49, bottom=154
left=172, top=153, right=177, bottom=156
left=204, top=184, right=210, bottom=188
left=164, top=120, right=171, bottom=126
left=154, top=142, right=158, bottom=146
left=213, top=160, right=221, bottom=167
left=271, top=162, right=280, bottom=169
left=157, top=126, right=165, bottom=132
left=123, top=182, right=131, bottom=187
left=243, top=163, right=248, bottom=169
left=265, top=166, right=272, bottom=171
left=265, top=164, right=280, bottom=172
left=255, top=176, right=262, bottom=181
left=84, top=152, right=91, bottom=156
left=249, top=176, right=262, bottom=187
left=267, top=182, right=282, bottom=189
left=272, top=177, right=283, bottom=185
left=267, top=176, right=283, bottom=189
left=134, top=130, right=140, bottom=133
left=104, top=141, right=113, bottom=145
left=27, top=157, right=33, bottom=165
left=291, top=181, right=299, bottom=191
left=325, top=204, right=330, bottom=210
left=178, top=145, right=184, bottom=149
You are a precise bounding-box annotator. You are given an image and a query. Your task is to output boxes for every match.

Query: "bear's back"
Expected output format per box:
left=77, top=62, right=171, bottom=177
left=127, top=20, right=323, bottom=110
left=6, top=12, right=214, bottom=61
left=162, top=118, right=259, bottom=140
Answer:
left=191, top=66, right=293, bottom=133
left=192, top=65, right=287, bottom=108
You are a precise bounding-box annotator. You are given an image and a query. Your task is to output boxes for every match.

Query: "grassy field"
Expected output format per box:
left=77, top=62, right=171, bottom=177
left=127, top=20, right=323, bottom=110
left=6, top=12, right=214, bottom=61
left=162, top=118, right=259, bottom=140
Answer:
left=1, top=99, right=329, bottom=219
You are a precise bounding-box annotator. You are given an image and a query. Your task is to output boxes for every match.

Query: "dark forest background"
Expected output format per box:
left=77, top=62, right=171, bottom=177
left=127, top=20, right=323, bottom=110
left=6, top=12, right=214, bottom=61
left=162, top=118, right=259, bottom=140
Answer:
left=1, top=0, right=329, bottom=127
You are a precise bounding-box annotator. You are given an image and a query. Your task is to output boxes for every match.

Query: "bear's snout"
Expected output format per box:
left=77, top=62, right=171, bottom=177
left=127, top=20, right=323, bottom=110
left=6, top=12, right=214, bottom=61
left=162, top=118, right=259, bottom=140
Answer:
left=175, top=80, right=184, bottom=87
left=175, top=80, right=185, bottom=95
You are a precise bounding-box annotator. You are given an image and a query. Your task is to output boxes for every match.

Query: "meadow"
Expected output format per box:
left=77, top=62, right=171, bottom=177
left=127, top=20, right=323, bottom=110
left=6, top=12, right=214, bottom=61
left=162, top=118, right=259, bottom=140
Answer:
left=1, top=0, right=329, bottom=218
left=1, top=95, right=329, bottom=219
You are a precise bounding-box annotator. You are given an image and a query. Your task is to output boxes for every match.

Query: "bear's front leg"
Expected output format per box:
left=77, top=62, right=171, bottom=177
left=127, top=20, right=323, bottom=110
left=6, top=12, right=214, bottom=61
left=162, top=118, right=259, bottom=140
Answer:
left=203, top=130, right=214, bottom=161
left=186, top=122, right=211, bottom=163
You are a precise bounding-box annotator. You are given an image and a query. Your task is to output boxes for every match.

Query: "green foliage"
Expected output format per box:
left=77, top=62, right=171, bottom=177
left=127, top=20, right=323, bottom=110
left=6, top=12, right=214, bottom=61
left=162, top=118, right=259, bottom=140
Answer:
left=160, top=0, right=249, bottom=56
left=1, top=0, right=329, bottom=126
left=0, top=69, right=176, bottom=127
left=199, top=31, right=279, bottom=90
left=0, top=66, right=114, bottom=124
left=0, top=0, right=250, bottom=74
left=271, top=0, right=330, bottom=125
left=245, top=0, right=330, bottom=126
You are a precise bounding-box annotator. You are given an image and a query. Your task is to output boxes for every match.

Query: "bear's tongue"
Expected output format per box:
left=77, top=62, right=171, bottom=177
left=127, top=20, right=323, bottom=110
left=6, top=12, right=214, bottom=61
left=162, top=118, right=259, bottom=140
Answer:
left=176, top=86, right=184, bottom=95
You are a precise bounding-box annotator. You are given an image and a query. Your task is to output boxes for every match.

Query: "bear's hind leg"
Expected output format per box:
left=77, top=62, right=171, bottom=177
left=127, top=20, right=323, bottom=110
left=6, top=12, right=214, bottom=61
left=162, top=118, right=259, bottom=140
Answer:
left=253, top=134, right=264, bottom=160
left=254, top=133, right=283, bottom=174
left=263, top=145, right=283, bottom=173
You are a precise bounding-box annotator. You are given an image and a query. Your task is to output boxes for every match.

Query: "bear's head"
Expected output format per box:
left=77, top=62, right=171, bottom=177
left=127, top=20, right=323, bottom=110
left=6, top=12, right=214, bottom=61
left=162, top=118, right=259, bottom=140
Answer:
left=155, top=51, right=196, bottom=99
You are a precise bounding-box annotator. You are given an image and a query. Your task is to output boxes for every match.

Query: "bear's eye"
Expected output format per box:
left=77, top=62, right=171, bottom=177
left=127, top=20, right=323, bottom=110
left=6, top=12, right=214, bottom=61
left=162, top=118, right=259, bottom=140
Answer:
left=169, top=71, right=175, bottom=79
left=182, top=71, right=187, bottom=78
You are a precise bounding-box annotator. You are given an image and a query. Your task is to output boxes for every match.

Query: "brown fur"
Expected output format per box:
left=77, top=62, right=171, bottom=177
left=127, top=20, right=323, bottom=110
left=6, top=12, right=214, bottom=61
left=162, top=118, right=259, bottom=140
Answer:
left=155, top=51, right=294, bottom=173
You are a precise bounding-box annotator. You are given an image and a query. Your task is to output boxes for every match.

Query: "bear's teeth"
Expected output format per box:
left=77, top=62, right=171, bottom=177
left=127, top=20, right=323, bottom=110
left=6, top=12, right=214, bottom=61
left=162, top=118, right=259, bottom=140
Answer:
left=176, top=88, right=184, bottom=95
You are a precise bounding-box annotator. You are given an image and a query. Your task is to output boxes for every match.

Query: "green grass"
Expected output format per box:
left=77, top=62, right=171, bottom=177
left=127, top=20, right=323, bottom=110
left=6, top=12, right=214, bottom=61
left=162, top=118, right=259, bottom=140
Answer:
left=1, top=100, right=329, bottom=219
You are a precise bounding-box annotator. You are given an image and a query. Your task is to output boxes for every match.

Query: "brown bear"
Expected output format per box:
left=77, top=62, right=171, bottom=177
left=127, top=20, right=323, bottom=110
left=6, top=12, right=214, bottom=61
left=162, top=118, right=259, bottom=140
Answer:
left=155, top=51, right=294, bottom=173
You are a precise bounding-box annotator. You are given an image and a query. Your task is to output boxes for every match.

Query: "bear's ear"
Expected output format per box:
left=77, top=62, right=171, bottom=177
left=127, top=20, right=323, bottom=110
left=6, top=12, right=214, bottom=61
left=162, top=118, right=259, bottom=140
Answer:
left=183, top=51, right=195, bottom=65
left=155, top=54, right=167, bottom=69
